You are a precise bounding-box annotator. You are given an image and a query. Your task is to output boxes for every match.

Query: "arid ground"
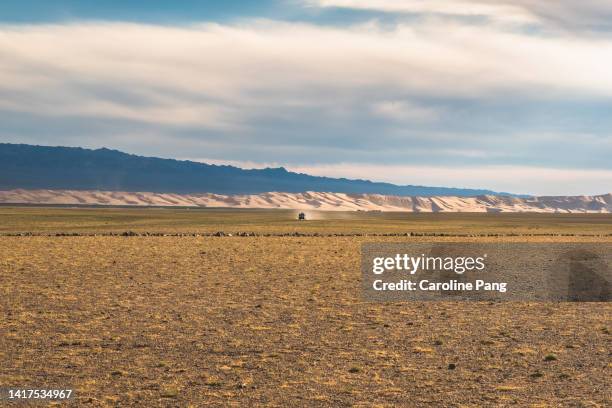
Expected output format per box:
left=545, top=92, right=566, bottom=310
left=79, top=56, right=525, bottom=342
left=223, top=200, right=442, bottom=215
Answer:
left=1, top=208, right=610, bottom=407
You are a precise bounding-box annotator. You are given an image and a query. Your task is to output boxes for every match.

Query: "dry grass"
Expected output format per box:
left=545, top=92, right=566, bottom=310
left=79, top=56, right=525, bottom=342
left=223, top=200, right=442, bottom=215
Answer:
left=1, top=206, right=611, bottom=235
left=0, top=208, right=610, bottom=406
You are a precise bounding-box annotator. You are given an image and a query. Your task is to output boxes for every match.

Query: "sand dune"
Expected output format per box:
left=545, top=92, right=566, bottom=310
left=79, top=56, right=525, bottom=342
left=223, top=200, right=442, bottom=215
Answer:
left=1, top=189, right=610, bottom=213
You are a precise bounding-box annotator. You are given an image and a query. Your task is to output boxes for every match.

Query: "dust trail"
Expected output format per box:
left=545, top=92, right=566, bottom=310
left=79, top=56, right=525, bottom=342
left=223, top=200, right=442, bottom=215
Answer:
left=291, top=210, right=373, bottom=221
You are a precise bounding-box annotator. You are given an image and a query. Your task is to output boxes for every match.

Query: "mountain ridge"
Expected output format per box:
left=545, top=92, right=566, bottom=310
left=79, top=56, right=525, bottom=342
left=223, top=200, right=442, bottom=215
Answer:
left=0, top=143, right=516, bottom=197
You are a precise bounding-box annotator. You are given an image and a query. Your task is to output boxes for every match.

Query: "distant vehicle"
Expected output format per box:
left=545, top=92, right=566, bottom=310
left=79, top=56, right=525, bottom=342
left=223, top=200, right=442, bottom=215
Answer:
left=298, top=212, right=306, bottom=220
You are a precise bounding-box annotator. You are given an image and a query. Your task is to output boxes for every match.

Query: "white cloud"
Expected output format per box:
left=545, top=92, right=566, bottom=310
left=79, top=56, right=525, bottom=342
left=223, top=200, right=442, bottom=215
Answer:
left=307, top=0, right=612, bottom=33
left=371, top=100, right=439, bottom=122
left=2, top=20, right=612, bottom=128
left=287, top=163, right=612, bottom=196
left=0, top=21, right=612, bottom=114
left=309, top=0, right=538, bottom=24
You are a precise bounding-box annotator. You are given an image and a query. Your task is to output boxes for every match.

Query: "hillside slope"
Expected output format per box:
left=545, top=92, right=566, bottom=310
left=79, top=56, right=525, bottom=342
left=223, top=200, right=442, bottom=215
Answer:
left=0, top=143, right=509, bottom=197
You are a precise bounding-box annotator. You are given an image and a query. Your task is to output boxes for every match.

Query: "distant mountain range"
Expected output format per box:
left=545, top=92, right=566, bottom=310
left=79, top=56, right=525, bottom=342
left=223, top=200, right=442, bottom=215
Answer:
left=0, top=143, right=513, bottom=197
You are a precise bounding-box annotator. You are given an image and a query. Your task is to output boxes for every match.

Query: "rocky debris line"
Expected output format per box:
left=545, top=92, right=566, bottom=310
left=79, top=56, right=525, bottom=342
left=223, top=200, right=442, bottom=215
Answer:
left=2, top=231, right=611, bottom=238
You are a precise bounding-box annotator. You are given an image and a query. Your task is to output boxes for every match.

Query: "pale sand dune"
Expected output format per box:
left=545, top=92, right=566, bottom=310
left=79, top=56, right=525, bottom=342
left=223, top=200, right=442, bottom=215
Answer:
left=0, top=189, right=610, bottom=213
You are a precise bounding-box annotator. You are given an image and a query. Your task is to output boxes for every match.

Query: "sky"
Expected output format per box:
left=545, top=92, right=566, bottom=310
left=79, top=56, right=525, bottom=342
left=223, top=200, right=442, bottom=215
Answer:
left=1, top=1, right=611, bottom=195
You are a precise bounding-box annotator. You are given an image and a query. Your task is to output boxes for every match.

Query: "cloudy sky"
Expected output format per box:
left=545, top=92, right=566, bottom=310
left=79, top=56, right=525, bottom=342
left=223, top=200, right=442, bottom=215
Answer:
left=1, top=0, right=611, bottom=195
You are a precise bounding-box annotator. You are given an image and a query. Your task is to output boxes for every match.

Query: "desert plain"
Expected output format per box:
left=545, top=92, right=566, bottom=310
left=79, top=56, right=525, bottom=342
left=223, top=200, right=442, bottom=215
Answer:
left=0, top=207, right=610, bottom=407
